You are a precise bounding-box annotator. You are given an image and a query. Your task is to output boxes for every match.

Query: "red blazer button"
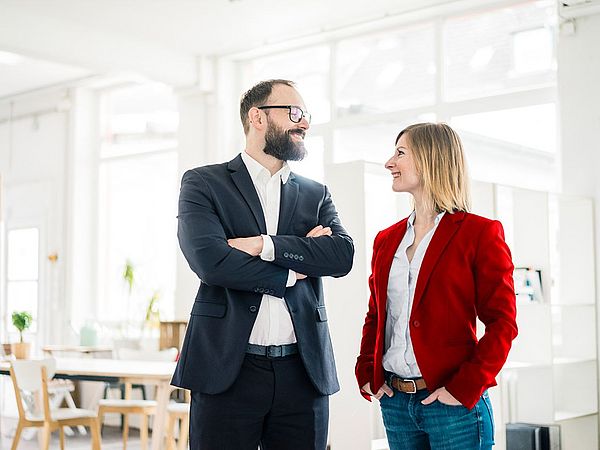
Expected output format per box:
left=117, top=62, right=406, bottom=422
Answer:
left=413, top=320, right=420, bottom=327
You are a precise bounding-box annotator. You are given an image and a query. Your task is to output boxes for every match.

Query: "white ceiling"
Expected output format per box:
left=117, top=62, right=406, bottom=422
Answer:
left=0, top=52, right=92, bottom=98
left=0, top=0, right=457, bottom=96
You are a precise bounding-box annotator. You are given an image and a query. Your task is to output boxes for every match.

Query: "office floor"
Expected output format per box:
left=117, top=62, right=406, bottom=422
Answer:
left=0, top=426, right=147, bottom=450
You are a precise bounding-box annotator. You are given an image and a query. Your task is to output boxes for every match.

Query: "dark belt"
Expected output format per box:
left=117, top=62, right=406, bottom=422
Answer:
left=390, top=376, right=427, bottom=394
left=246, top=343, right=298, bottom=358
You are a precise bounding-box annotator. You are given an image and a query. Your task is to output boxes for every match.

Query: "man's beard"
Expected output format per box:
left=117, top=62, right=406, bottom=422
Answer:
left=263, top=120, right=307, bottom=162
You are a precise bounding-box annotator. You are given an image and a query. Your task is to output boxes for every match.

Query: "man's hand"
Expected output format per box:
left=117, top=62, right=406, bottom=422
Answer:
left=362, top=382, right=394, bottom=400
left=292, top=226, right=331, bottom=280
left=421, top=387, right=462, bottom=406
left=227, top=236, right=263, bottom=256
left=306, top=225, right=332, bottom=238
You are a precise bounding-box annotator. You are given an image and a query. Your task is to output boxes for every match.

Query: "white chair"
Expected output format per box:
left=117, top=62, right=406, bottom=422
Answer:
left=98, top=347, right=178, bottom=450
left=48, top=379, right=88, bottom=435
left=9, top=359, right=101, bottom=450
left=165, top=390, right=190, bottom=450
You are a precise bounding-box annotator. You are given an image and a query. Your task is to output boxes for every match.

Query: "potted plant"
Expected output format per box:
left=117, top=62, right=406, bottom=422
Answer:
left=11, top=311, right=33, bottom=359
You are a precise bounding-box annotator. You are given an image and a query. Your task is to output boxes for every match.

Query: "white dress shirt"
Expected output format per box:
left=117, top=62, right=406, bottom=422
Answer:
left=241, top=151, right=297, bottom=346
left=382, top=210, right=445, bottom=377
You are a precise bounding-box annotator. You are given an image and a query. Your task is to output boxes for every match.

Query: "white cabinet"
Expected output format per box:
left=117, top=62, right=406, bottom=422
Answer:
left=485, top=184, right=598, bottom=450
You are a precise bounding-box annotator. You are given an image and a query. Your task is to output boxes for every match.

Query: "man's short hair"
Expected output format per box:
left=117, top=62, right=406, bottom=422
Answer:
left=240, top=79, right=295, bottom=134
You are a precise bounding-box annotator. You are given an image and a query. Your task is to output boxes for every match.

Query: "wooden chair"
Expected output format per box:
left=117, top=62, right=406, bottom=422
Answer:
left=159, top=321, right=187, bottom=351
left=165, top=390, right=190, bottom=450
left=98, top=383, right=156, bottom=450
left=9, top=359, right=101, bottom=450
left=98, top=347, right=178, bottom=450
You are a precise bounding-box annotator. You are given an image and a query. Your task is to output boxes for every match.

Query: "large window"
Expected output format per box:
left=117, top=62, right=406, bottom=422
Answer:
left=443, top=1, right=556, bottom=101
left=97, top=83, right=178, bottom=331
left=6, top=228, right=39, bottom=337
left=240, top=0, right=558, bottom=191
left=336, top=24, right=436, bottom=115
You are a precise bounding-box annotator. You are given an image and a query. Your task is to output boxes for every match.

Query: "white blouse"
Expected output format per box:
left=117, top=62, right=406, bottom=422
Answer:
left=382, top=210, right=445, bottom=378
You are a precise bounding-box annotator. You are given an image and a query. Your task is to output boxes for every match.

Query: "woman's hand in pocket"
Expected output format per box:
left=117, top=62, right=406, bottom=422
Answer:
left=362, top=382, right=394, bottom=400
left=421, top=387, right=462, bottom=406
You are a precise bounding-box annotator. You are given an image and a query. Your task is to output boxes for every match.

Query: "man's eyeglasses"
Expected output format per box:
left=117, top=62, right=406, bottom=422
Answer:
left=257, top=105, right=311, bottom=125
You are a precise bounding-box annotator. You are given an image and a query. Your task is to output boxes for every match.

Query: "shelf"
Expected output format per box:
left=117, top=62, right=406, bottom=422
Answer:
left=503, top=361, right=552, bottom=370
left=555, top=410, right=598, bottom=422
left=553, top=357, right=596, bottom=366
left=550, top=302, right=595, bottom=307
left=515, top=302, right=595, bottom=308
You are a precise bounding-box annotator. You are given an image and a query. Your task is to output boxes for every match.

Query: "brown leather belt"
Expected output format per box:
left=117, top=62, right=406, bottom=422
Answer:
left=390, top=377, right=427, bottom=394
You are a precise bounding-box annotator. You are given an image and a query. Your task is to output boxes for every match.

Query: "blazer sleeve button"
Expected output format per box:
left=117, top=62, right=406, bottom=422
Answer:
left=249, top=305, right=258, bottom=313
left=299, top=256, right=304, bottom=261
left=413, top=320, right=420, bottom=327
left=283, top=252, right=289, bottom=258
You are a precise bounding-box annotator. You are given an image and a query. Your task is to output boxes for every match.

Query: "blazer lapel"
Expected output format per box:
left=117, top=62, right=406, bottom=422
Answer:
left=277, top=174, right=298, bottom=235
left=412, top=211, right=465, bottom=311
left=228, top=155, right=267, bottom=234
left=375, top=219, right=408, bottom=314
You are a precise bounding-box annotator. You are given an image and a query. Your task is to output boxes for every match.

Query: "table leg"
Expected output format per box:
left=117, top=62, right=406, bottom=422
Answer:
left=151, top=381, right=171, bottom=450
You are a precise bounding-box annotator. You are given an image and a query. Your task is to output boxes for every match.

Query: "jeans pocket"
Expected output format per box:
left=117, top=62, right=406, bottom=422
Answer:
left=481, top=393, right=495, bottom=442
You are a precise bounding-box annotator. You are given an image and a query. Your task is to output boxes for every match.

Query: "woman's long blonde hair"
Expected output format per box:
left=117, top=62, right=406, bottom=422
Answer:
left=396, top=122, right=471, bottom=213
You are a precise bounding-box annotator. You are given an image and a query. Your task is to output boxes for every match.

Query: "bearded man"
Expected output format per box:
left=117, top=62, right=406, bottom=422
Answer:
left=172, top=79, right=354, bottom=450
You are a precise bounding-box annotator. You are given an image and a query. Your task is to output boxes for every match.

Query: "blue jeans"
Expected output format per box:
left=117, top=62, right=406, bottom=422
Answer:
left=379, top=386, right=494, bottom=450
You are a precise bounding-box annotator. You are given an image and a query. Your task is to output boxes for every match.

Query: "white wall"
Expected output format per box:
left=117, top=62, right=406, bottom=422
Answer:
left=0, top=90, right=70, bottom=348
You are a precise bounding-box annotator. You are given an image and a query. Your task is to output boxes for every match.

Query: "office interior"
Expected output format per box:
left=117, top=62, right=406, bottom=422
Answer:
left=0, top=0, right=600, bottom=449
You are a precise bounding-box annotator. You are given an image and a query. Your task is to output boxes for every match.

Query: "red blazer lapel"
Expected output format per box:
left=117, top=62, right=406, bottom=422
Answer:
left=375, top=219, right=408, bottom=315
left=412, top=212, right=466, bottom=311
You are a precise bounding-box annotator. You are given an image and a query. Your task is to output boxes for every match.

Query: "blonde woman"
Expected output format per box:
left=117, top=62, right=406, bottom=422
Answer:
left=356, top=123, right=517, bottom=449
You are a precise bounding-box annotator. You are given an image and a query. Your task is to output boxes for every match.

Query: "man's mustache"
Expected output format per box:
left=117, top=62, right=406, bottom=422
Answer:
left=288, top=129, right=306, bottom=139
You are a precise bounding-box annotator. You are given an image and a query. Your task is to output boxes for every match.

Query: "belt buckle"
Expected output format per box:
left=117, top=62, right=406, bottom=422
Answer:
left=403, top=379, right=417, bottom=394
left=267, top=345, right=282, bottom=358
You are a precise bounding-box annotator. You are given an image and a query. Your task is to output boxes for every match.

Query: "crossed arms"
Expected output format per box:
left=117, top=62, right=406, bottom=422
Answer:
left=177, top=169, right=354, bottom=297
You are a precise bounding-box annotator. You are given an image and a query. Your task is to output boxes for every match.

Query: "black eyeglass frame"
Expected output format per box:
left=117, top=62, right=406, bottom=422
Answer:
left=256, top=105, right=311, bottom=124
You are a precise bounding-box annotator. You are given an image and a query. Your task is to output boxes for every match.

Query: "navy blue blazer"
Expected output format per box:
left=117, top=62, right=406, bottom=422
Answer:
left=171, top=154, right=354, bottom=396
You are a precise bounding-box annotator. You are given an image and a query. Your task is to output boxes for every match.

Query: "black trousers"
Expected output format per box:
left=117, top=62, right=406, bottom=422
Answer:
left=190, top=353, right=329, bottom=450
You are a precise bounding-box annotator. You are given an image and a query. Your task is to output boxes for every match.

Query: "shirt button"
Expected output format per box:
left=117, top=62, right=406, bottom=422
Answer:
left=413, top=320, right=420, bottom=327
left=249, top=305, right=258, bottom=313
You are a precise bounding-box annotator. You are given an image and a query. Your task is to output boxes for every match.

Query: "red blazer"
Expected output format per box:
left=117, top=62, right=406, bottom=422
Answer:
left=355, top=211, right=518, bottom=409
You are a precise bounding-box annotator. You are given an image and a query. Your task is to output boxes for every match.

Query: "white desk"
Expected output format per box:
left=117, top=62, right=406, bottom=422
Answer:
left=1, top=357, right=177, bottom=450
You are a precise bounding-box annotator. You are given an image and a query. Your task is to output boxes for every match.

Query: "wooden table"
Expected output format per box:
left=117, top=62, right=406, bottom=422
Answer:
left=1, top=357, right=177, bottom=450
left=42, top=345, right=114, bottom=357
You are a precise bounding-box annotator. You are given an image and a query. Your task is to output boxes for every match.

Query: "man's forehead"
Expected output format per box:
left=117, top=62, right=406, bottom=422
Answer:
left=268, top=84, right=305, bottom=107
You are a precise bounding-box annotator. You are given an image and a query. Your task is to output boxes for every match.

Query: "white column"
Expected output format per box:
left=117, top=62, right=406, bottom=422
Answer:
left=558, top=14, right=600, bottom=448
left=65, top=87, right=99, bottom=341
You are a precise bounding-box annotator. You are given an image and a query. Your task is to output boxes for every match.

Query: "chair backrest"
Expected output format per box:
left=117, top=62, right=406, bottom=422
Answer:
left=159, top=321, right=187, bottom=351
left=117, top=347, right=178, bottom=361
left=11, top=359, right=56, bottom=391
left=10, top=359, right=56, bottom=420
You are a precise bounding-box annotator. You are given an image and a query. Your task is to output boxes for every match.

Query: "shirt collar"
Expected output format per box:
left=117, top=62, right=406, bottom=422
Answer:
left=241, top=151, right=291, bottom=185
left=407, top=210, right=446, bottom=228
